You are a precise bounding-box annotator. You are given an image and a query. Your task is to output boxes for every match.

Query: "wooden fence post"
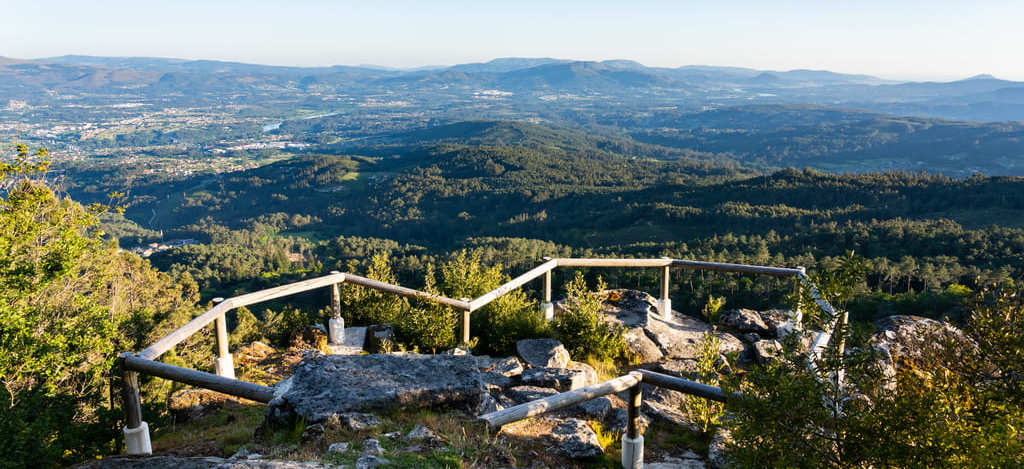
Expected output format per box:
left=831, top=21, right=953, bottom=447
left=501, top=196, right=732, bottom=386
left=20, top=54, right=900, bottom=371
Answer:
left=119, top=353, right=151, bottom=455
left=461, top=298, right=471, bottom=345
left=212, top=298, right=234, bottom=379
left=328, top=271, right=345, bottom=345
left=541, top=257, right=554, bottom=321
left=659, top=259, right=672, bottom=319
left=622, top=371, right=645, bottom=469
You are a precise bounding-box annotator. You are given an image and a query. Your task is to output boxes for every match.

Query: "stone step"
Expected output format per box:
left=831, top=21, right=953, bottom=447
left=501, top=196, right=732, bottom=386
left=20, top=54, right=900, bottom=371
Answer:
left=328, top=326, right=366, bottom=355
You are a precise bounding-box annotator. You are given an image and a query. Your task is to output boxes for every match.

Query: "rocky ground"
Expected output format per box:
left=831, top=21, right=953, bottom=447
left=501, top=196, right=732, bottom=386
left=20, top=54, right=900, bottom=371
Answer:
left=81, top=289, right=953, bottom=469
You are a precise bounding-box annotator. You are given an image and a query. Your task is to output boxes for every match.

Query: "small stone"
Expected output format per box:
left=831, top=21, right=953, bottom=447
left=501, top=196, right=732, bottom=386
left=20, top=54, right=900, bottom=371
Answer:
left=475, top=392, right=503, bottom=415
left=406, top=424, right=438, bottom=441
left=516, top=339, right=571, bottom=368
left=327, top=412, right=382, bottom=431
left=623, top=327, right=664, bottom=363
left=443, top=346, right=470, bottom=355
left=752, top=339, right=783, bottom=365
left=718, top=309, right=771, bottom=335
left=381, top=431, right=401, bottom=439
left=327, top=442, right=350, bottom=453
left=549, top=418, right=603, bottom=458
left=505, top=385, right=559, bottom=404
left=576, top=396, right=612, bottom=419
left=476, top=356, right=524, bottom=377
left=362, top=438, right=384, bottom=456
left=566, top=361, right=598, bottom=387
left=364, top=324, right=396, bottom=354
left=521, top=367, right=588, bottom=391
left=356, top=455, right=390, bottom=469
left=301, top=423, right=325, bottom=442
left=480, top=371, right=513, bottom=392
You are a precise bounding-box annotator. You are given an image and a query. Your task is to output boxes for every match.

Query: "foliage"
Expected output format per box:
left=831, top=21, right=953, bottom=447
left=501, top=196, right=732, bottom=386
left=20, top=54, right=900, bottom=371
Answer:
left=685, top=331, right=725, bottom=433
left=441, top=250, right=541, bottom=355
left=722, top=284, right=1024, bottom=468
left=551, top=272, right=627, bottom=361
left=701, top=295, right=726, bottom=323
left=0, top=145, right=198, bottom=468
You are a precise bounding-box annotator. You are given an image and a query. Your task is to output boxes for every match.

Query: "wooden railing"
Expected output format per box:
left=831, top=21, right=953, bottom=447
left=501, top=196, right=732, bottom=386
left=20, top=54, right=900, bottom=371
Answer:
left=478, top=369, right=737, bottom=469
left=116, top=257, right=841, bottom=456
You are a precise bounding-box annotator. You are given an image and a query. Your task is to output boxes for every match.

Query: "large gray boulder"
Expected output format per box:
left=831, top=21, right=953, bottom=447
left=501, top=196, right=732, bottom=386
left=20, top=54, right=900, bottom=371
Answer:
left=623, top=327, right=664, bottom=362
left=718, top=308, right=771, bottom=335
left=550, top=418, right=604, bottom=458
left=870, top=315, right=972, bottom=366
left=639, top=384, right=697, bottom=429
left=516, top=338, right=571, bottom=368
left=751, top=339, right=783, bottom=365
left=601, top=290, right=743, bottom=361
left=264, top=353, right=486, bottom=428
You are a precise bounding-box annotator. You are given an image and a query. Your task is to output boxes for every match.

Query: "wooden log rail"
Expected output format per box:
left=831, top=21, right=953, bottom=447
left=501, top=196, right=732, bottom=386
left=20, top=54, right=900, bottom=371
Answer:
left=478, top=370, right=739, bottom=469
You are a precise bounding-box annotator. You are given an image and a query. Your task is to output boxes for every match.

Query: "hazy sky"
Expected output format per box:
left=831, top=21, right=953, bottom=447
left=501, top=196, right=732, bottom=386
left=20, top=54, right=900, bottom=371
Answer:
left=3, top=0, right=1022, bottom=81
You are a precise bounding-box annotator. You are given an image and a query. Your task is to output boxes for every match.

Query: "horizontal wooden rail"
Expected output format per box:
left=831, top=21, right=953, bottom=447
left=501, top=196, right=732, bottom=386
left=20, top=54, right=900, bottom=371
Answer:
left=479, top=373, right=641, bottom=428
left=636, top=370, right=733, bottom=402
left=672, top=259, right=804, bottom=277
left=343, top=273, right=471, bottom=310
left=138, top=301, right=235, bottom=360
left=470, top=259, right=558, bottom=311
left=139, top=273, right=347, bottom=360
left=123, top=355, right=275, bottom=403
left=229, top=272, right=347, bottom=309
left=555, top=258, right=673, bottom=268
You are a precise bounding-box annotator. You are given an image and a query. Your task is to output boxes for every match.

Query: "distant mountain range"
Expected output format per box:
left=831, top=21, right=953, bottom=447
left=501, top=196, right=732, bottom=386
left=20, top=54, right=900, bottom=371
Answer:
left=4, top=55, right=1024, bottom=122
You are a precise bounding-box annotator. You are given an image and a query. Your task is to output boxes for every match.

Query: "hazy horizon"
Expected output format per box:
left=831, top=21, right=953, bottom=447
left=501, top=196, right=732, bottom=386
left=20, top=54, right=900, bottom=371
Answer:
left=4, top=0, right=1024, bottom=82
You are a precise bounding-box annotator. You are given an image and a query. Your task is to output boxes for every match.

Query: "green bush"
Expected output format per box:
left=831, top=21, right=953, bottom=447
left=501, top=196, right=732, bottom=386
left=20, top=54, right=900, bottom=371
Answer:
left=0, top=145, right=200, bottom=468
left=551, top=272, right=627, bottom=362
left=722, top=280, right=1024, bottom=468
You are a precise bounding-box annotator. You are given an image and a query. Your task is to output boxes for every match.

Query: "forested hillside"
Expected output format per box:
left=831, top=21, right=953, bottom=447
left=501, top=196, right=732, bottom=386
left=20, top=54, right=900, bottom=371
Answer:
left=52, top=121, right=1024, bottom=324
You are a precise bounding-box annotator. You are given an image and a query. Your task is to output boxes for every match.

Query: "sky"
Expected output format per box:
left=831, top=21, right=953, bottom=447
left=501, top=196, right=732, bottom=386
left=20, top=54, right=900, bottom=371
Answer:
left=3, top=0, right=1023, bottom=81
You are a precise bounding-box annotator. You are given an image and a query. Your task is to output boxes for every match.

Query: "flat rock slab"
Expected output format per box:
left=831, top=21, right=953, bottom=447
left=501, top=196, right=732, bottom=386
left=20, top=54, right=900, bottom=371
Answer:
left=76, top=457, right=336, bottom=469
left=264, top=353, right=485, bottom=427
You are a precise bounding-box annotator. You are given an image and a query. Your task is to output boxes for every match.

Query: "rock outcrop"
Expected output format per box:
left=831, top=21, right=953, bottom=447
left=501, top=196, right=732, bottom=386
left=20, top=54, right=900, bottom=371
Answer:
left=516, top=338, right=571, bottom=368
left=264, top=353, right=486, bottom=428
left=600, top=289, right=743, bottom=363
left=870, top=315, right=972, bottom=366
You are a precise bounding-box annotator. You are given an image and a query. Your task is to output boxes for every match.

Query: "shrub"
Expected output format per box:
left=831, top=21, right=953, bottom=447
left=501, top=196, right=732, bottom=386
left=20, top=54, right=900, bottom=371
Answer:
left=722, top=281, right=1024, bottom=468
left=394, top=265, right=459, bottom=352
left=551, top=272, right=627, bottom=361
left=0, top=145, right=200, bottom=468
left=685, top=331, right=724, bottom=433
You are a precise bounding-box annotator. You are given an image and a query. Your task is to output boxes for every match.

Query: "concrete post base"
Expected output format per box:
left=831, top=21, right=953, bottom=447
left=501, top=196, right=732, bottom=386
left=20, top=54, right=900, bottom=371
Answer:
left=124, top=421, right=152, bottom=455
left=658, top=298, right=672, bottom=320
left=540, top=302, right=554, bottom=321
left=329, top=317, right=345, bottom=345
left=621, top=434, right=644, bottom=469
left=215, top=354, right=235, bottom=379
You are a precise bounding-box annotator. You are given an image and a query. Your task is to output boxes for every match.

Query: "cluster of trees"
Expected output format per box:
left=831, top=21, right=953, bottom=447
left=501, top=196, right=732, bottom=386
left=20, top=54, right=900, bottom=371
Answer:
left=0, top=145, right=205, bottom=468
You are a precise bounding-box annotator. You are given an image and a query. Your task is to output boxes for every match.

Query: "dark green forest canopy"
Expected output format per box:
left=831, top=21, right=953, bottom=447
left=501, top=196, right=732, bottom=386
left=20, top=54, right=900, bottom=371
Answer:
left=53, top=120, right=1024, bottom=321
